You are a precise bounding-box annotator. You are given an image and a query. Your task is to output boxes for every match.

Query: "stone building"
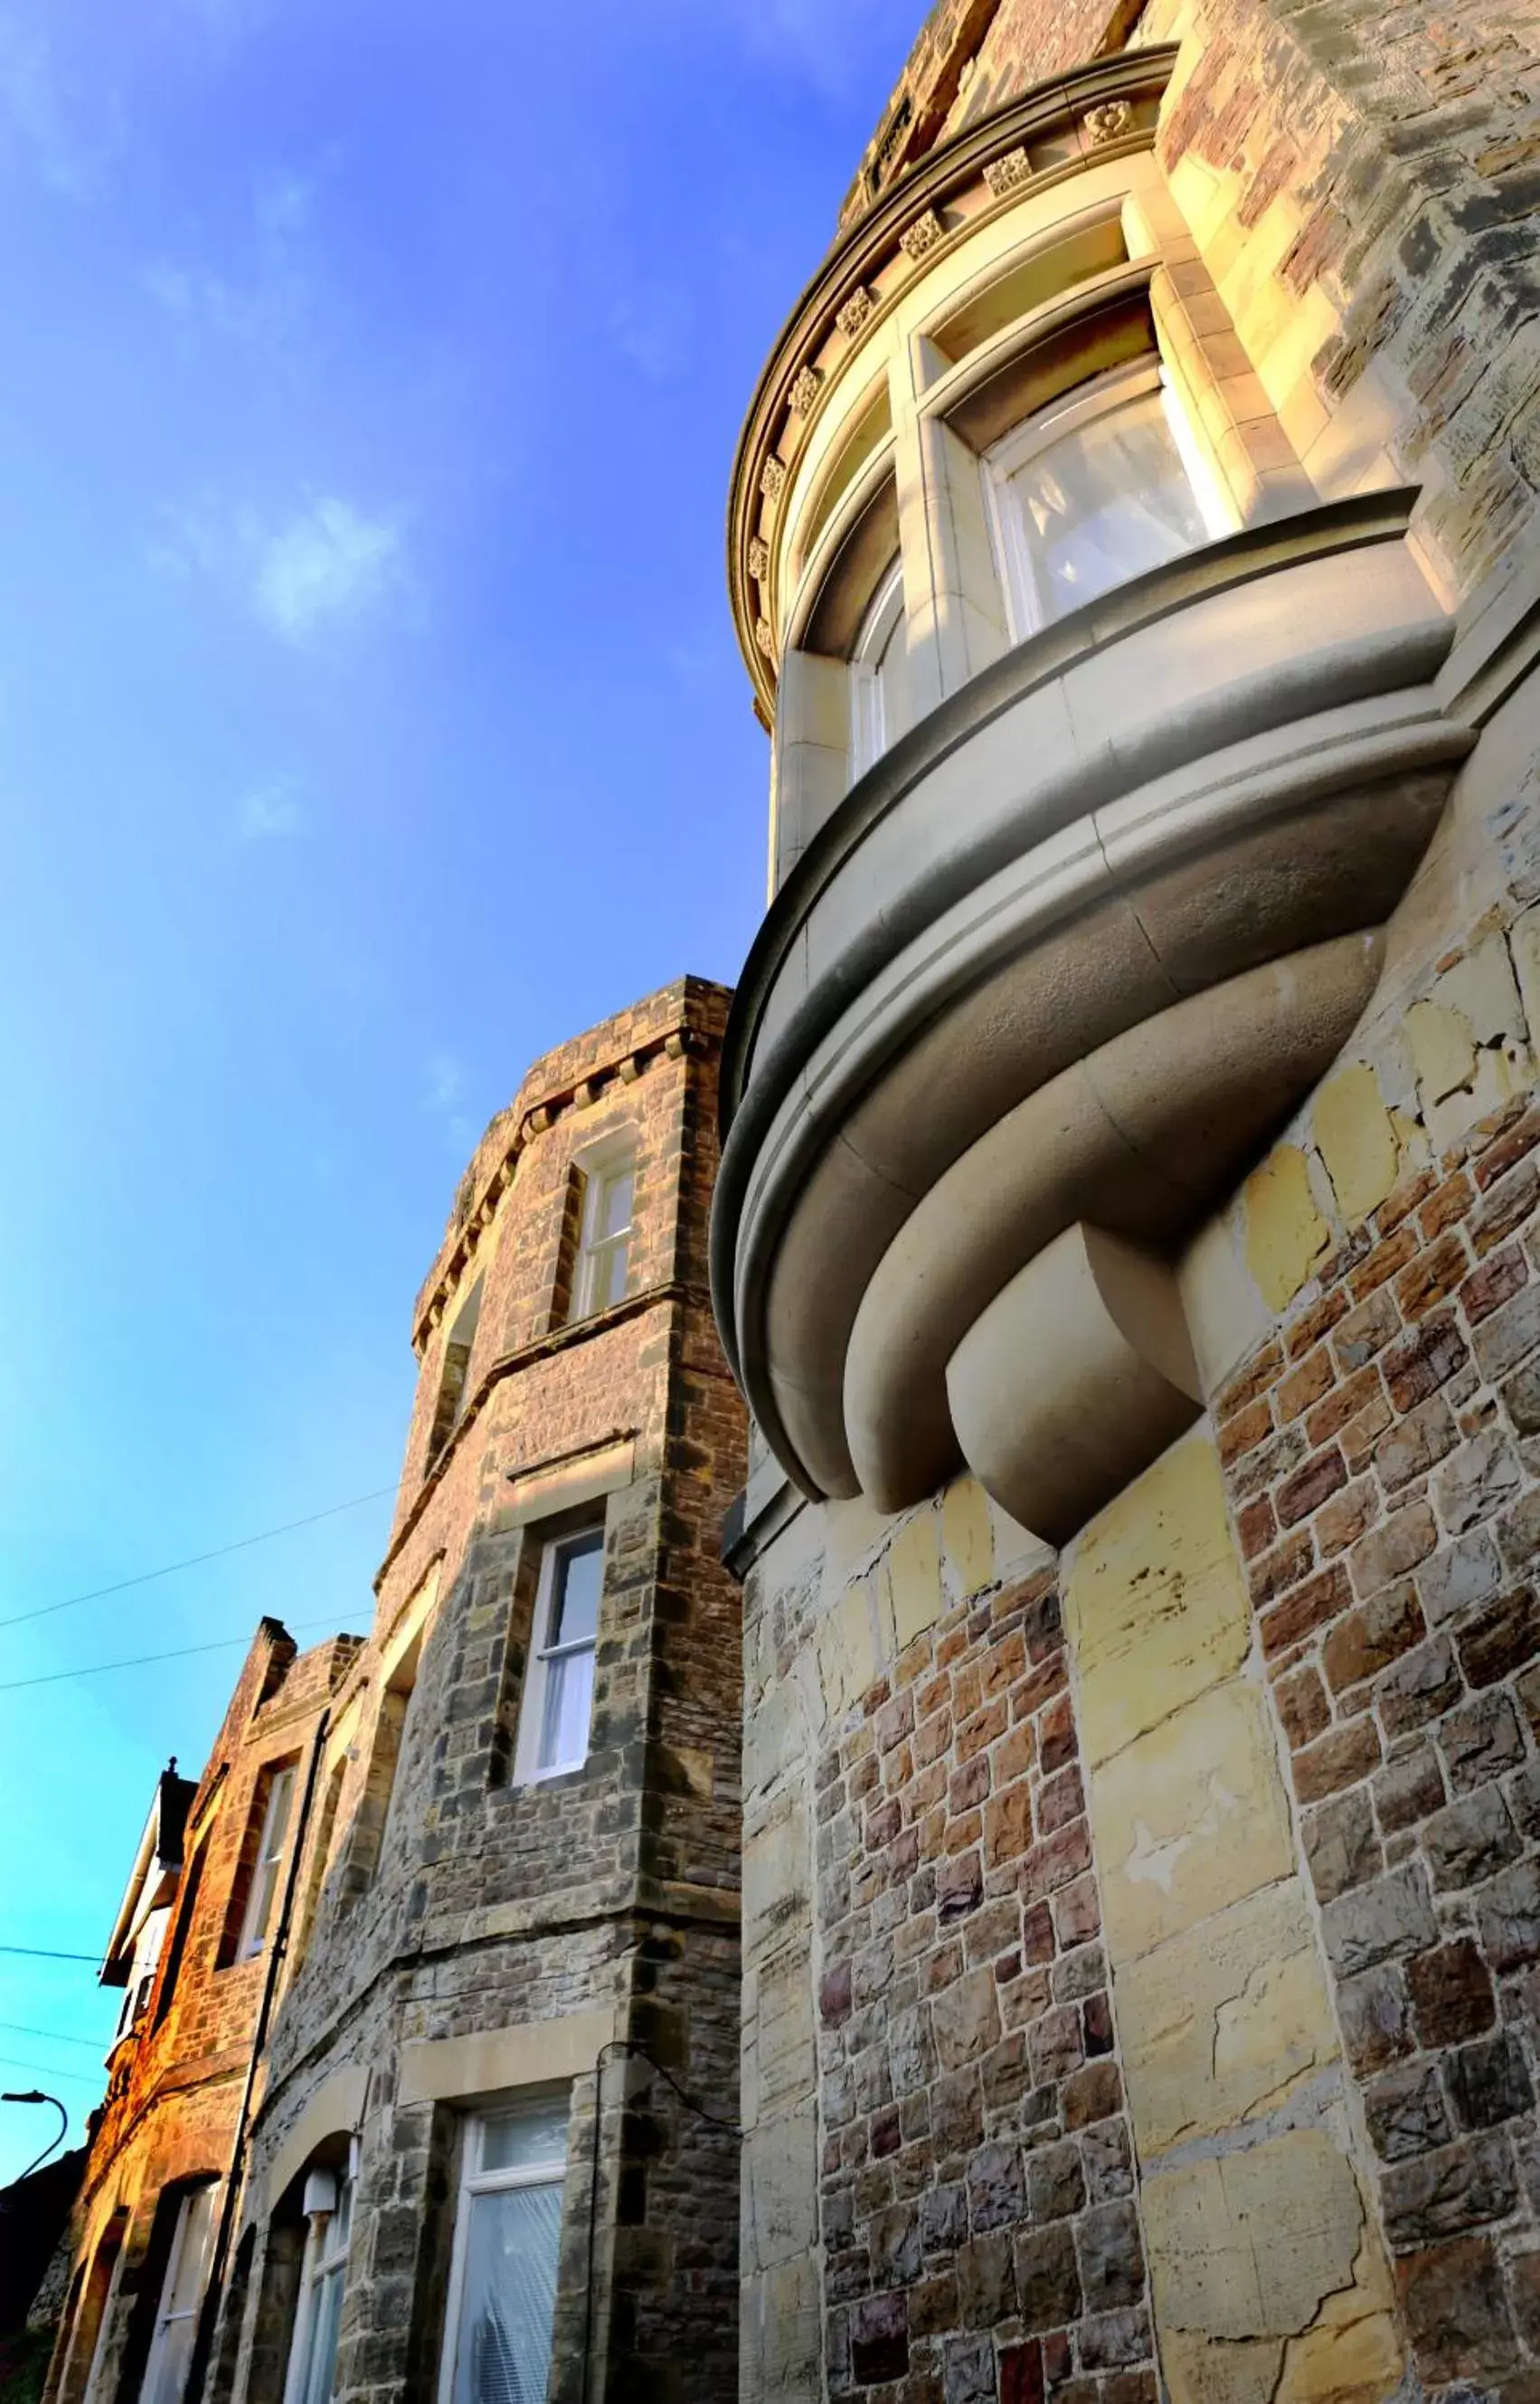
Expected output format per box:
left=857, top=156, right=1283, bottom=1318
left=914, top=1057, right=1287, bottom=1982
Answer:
left=45, top=977, right=746, bottom=2404
left=714, top=0, right=1540, bottom=2399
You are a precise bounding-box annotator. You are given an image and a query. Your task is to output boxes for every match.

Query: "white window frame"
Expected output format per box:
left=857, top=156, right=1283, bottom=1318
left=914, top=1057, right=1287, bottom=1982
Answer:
left=572, top=1154, right=635, bottom=1321
left=848, top=555, right=906, bottom=779
left=437, top=2102, right=569, bottom=2404
left=138, top=2182, right=219, bottom=2404
left=982, top=355, right=1235, bottom=643
left=512, top=1527, right=605, bottom=1784
left=280, top=2156, right=355, bottom=2404
left=237, top=1764, right=297, bottom=1961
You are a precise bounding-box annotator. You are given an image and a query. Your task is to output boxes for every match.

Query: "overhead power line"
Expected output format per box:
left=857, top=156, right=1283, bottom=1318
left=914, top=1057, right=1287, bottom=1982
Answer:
left=0, top=2051, right=97, bottom=2087
left=0, top=1946, right=100, bottom=1964
left=0, top=1486, right=395, bottom=1636
left=0, top=2021, right=107, bottom=2049
left=0, top=1613, right=346, bottom=1696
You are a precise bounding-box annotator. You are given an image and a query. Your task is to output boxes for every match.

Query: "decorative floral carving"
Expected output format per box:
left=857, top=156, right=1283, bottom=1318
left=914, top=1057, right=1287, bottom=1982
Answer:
left=1083, top=99, right=1134, bottom=146
left=747, top=535, right=770, bottom=582
left=761, top=455, right=788, bottom=503
left=789, top=364, right=824, bottom=416
left=983, top=147, right=1031, bottom=197
left=900, top=207, right=944, bottom=260
left=836, top=286, right=875, bottom=339
left=755, top=617, right=776, bottom=659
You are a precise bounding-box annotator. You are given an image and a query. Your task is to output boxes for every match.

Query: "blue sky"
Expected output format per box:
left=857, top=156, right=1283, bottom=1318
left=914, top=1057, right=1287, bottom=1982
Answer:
left=0, top=0, right=920, bottom=2184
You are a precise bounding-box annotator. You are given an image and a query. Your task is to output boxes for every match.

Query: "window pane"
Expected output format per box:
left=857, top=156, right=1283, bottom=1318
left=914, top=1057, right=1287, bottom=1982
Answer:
left=599, top=1170, right=633, bottom=1241
left=1008, top=390, right=1208, bottom=624
left=478, top=2103, right=569, bottom=2177
left=549, top=1538, right=602, bottom=1649
left=142, top=2188, right=217, bottom=2404
left=265, top=1768, right=296, bottom=1860
left=300, top=2266, right=345, bottom=2404
left=590, top=1235, right=628, bottom=1311
left=537, top=1647, right=595, bottom=1773
left=452, top=2184, right=562, bottom=2404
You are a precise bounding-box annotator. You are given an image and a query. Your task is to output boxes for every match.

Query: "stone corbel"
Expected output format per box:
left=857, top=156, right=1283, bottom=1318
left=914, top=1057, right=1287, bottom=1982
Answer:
left=946, top=1223, right=1202, bottom=1549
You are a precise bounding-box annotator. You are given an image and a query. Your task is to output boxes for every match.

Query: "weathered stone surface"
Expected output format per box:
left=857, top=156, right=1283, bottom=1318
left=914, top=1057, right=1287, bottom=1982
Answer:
left=1444, top=2030, right=1535, bottom=2131
left=1063, top=1437, right=1251, bottom=1769
left=1406, top=1937, right=1497, bottom=2048
left=1092, top=1680, right=1296, bottom=1958
left=1396, top=2236, right=1518, bottom=2380
left=1422, top=1785, right=1523, bottom=1890
left=1381, top=2129, right=1517, bottom=2248
left=1321, top=1861, right=1437, bottom=1976
left=1110, top=1883, right=1338, bottom=2153
left=1143, top=2129, right=1365, bottom=2342
left=1363, top=2059, right=1452, bottom=2162
left=1014, top=2222, right=1082, bottom=2332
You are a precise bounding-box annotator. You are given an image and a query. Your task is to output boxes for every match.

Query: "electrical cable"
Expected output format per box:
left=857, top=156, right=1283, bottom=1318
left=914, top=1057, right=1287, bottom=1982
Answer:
left=0, top=1486, right=394, bottom=1634
left=0, top=1946, right=100, bottom=1964
left=0, top=2053, right=99, bottom=2087
left=0, top=2020, right=105, bottom=2049
left=0, top=1613, right=346, bottom=1694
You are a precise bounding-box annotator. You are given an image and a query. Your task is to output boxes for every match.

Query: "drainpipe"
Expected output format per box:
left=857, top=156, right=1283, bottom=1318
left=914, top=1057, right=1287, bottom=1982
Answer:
left=183, top=1708, right=330, bottom=2404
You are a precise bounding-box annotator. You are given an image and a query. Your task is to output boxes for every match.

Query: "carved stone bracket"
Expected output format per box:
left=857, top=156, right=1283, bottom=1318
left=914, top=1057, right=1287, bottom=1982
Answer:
left=1083, top=99, right=1134, bottom=146
left=836, top=287, right=875, bottom=339
left=983, top=147, right=1031, bottom=197
left=900, top=208, right=944, bottom=260
left=788, top=364, right=824, bottom=416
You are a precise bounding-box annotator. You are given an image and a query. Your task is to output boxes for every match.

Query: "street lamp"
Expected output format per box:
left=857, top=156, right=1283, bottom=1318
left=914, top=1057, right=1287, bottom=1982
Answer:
left=2, top=2088, right=69, bottom=2182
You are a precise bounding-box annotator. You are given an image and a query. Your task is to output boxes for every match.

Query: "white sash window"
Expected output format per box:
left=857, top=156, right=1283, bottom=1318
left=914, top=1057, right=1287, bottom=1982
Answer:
left=439, top=2101, right=569, bottom=2404
left=514, top=1529, right=604, bottom=1783
left=238, top=1765, right=296, bottom=1959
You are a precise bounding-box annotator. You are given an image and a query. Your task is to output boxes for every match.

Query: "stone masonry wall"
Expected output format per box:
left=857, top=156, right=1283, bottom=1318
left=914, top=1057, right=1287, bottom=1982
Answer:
left=1210, top=1077, right=1540, bottom=2385
left=234, top=977, right=746, bottom=2404
left=742, top=1477, right=1160, bottom=2404
left=816, top=1559, right=1154, bottom=2404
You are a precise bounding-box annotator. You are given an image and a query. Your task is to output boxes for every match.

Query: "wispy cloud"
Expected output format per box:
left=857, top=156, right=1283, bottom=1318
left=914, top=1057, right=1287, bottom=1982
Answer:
left=237, top=776, right=304, bottom=840
left=0, top=16, right=122, bottom=201
left=609, top=281, right=694, bottom=384
left=144, top=164, right=326, bottom=371
left=254, top=497, right=403, bottom=644
left=423, top=1053, right=476, bottom=1155
left=709, top=0, right=916, bottom=100
left=152, top=490, right=409, bottom=648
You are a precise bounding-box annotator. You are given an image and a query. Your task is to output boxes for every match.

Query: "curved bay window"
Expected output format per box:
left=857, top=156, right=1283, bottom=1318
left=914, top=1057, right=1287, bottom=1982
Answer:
left=849, top=558, right=908, bottom=778
left=984, top=359, right=1232, bottom=638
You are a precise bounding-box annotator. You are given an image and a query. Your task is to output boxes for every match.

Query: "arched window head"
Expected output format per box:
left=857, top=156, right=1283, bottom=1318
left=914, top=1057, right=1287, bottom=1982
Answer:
left=985, top=358, right=1233, bottom=639
left=849, top=558, right=908, bottom=779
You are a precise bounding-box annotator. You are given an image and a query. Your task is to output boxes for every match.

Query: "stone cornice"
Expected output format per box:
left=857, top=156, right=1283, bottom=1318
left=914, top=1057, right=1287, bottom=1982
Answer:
left=725, top=43, right=1179, bottom=717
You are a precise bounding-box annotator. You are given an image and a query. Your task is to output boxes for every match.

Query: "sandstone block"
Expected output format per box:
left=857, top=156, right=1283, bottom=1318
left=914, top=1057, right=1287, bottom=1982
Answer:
left=1111, top=1882, right=1338, bottom=2155
left=1093, top=1680, right=1296, bottom=1959
left=1395, top=2236, right=1517, bottom=2381
left=1406, top=1936, right=1496, bottom=2048
left=1063, top=1437, right=1250, bottom=1769
left=1364, top=2059, right=1451, bottom=2162
left=1143, top=2127, right=1364, bottom=2342
left=1015, top=2222, right=1082, bottom=2333
left=1321, top=1860, right=1436, bottom=1976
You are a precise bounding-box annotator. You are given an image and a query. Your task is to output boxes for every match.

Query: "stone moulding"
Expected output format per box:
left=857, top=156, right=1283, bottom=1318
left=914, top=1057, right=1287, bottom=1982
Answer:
left=709, top=489, right=1475, bottom=1526
left=726, top=43, right=1179, bottom=715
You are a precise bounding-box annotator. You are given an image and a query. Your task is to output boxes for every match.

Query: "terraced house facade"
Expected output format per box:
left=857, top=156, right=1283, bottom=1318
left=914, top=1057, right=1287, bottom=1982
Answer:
left=43, top=979, right=746, bottom=2404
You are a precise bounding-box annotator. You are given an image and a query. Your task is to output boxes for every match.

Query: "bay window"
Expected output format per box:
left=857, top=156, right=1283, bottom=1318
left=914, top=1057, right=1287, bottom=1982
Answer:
left=984, top=358, right=1231, bottom=638
left=439, top=2099, right=569, bottom=2404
